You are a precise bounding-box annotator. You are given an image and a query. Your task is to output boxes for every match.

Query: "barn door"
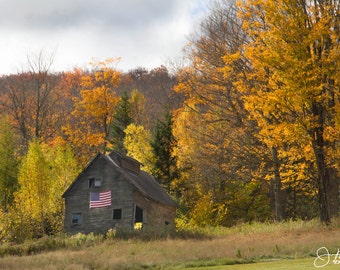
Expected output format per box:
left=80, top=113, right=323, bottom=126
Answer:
left=134, top=205, right=143, bottom=229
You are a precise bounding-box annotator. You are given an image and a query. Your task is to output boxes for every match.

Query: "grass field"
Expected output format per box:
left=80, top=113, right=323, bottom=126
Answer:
left=188, top=258, right=340, bottom=269
left=0, top=219, right=339, bottom=269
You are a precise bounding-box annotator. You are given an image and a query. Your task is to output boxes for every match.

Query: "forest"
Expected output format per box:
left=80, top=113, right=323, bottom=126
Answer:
left=0, top=0, right=339, bottom=242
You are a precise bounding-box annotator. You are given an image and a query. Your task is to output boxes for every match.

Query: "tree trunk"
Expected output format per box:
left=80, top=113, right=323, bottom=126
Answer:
left=311, top=122, right=331, bottom=224
left=327, top=168, right=339, bottom=218
left=271, top=146, right=285, bottom=221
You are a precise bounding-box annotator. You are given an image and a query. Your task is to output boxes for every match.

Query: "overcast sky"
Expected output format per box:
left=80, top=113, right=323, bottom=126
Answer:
left=0, top=0, right=211, bottom=75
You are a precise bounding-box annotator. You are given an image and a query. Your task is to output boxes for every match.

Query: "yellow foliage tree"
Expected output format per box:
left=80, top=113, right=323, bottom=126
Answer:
left=12, top=140, right=53, bottom=239
left=123, top=123, right=154, bottom=173
left=45, top=143, right=80, bottom=233
left=173, top=2, right=271, bottom=225
left=129, top=89, right=148, bottom=126
left=238, top=0, right=340, bottom=223
left=7, top=140, right=79, bottom=241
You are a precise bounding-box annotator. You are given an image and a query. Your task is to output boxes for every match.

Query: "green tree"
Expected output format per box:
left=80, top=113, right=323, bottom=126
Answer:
left=151, top=109, right=180, bottom=192
left=110, top=91, right=132, bottom=153
left=0, top=115, right=18, bottom=212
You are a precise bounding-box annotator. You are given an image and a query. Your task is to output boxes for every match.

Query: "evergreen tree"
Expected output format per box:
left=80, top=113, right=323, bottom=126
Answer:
left=151, top=109, right=180, bottom=192
left=110, top=91, right=132, bottom=153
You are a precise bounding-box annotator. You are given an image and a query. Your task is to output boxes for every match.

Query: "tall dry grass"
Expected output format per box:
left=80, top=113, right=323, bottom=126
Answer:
left=0, top=218, right=339, bottom=269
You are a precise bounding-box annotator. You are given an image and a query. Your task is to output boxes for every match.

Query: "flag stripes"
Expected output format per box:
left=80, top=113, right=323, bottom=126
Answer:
left=89, top=190, right=111, bottom=208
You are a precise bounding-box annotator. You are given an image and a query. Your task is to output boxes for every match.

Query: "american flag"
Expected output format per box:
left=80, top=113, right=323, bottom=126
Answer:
left=89, top=190, right=111, bottom=208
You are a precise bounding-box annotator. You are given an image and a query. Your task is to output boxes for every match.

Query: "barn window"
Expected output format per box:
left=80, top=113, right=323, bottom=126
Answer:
left=71, top=213, right=82, bottom=224
left=134, top=206, right=143, bottom=230
left=89, top=177, right=102, bottom=188
left=135, top=205, right=143, bottom=223
left=113, top=208, right=122, bottom=219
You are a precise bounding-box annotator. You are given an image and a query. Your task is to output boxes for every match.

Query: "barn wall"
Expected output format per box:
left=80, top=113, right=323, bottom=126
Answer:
left=63, top=154, right=176, bottom=234
left=63, top=155, right=135, bottom=234
left=133, top=192, right=176, bottom=231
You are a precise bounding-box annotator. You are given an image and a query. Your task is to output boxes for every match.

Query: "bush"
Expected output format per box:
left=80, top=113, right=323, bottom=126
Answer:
left=68, top=232, right=103, bottom=248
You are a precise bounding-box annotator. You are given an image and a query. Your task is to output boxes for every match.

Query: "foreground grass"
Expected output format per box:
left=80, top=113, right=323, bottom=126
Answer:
left=0, top=219, right=339, bottom=269
left=188, top=258, right=340, bottom=269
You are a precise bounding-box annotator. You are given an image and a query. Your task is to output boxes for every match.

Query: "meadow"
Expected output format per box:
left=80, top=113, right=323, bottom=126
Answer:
left=0, top=219, right=339, bottom=269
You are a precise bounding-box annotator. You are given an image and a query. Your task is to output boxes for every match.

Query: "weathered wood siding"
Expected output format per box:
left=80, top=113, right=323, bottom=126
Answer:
left=63, top=153, right=176, bottom=234
left=133, top=191, right=176, bottom=230
left=63, top=155, right=135, bottom=234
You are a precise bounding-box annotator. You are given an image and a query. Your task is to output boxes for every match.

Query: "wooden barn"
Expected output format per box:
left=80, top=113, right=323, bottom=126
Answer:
left=62, top=151, right=176, bottom=234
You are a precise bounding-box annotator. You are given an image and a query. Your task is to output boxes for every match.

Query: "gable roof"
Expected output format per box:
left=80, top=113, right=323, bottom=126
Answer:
left=62, top=152, right=176, bottom=207
left=104, top=154, right=176, bottom=207
left=62, top=153, right=102, bottom=198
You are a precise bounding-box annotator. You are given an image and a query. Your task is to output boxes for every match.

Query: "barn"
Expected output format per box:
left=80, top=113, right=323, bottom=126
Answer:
left=62, top=151, right=176, bottom=234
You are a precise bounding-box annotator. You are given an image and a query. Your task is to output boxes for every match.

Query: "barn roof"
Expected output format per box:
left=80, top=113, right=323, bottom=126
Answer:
left=104, top=154, right=176, bottom=207
left=62, top=152, right=176, bottom=207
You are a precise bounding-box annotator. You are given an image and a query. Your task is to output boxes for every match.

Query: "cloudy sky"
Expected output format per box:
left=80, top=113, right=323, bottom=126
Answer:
left=0, top=0, right=211, bottom=75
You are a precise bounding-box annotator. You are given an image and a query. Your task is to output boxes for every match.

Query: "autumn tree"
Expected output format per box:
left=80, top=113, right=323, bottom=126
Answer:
left=174, top=1, right=271, bottom=225
left=129, top=89, right=148, bottom=126
left=7, top=140, right=78, bottom=241
left=12, top=140, right=53, bottom=239
left=238, top=0, right=340, bottom=223
left=64, top=58, right=121, bottom=162
left=44, top=142, right=80, bottom=233
left=0, top=115, right=18, bottom=212
left=0, top=51, right=69, bottom=147
left=126, top=66, right=182, bottom=129
left=124, top=123, right=154, bottom=173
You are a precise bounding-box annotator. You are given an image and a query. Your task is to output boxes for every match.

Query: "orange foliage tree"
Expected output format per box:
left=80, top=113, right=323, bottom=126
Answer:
left=63, top=58, right=121, bottom=163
